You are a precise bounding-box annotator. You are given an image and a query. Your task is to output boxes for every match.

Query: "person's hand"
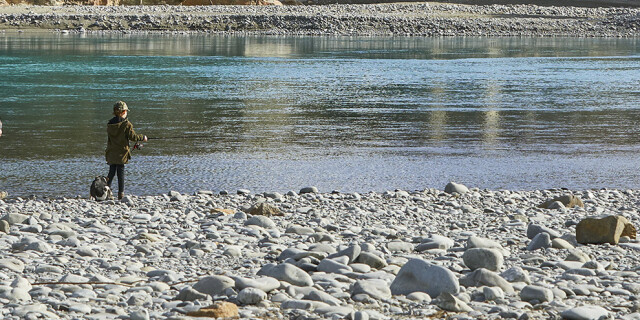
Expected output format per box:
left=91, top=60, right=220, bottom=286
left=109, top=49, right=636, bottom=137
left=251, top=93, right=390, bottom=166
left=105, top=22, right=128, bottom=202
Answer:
left=143, top=135, right=148, bottom=142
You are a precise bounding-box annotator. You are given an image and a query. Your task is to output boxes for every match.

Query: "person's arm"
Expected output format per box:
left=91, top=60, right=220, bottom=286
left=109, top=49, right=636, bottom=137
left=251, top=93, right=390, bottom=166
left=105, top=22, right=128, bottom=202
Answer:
left=125, top=121, right=146, bottom=142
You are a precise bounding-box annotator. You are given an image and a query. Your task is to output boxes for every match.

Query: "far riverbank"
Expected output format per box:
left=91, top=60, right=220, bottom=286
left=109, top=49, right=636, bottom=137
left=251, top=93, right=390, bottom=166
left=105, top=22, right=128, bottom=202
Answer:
left=0, top=3, right=639, bottom=36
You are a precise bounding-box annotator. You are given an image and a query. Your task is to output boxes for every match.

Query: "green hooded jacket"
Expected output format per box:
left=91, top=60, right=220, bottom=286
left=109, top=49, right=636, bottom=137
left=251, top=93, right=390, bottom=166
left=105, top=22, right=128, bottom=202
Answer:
left=105, top=117, right=144, bottom=165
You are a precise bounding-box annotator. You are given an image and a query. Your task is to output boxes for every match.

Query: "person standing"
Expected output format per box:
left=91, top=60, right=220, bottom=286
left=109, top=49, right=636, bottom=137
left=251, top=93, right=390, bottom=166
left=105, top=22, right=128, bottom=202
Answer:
left=105, top=101, right=147, bottom=200
left=0, top=119, right=5, bottom=200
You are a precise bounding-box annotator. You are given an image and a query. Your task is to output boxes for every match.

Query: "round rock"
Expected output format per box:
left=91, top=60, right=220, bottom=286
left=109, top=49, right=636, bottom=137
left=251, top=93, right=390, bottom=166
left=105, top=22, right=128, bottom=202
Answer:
left=462, top=248, right=504, bottom=271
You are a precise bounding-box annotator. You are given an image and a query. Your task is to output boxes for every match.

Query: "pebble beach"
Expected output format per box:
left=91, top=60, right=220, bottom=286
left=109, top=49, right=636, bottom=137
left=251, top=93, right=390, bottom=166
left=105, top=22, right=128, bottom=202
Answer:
left=0, top=184, right=639, bottom=319
left=0, top=3, right=639, bottom=36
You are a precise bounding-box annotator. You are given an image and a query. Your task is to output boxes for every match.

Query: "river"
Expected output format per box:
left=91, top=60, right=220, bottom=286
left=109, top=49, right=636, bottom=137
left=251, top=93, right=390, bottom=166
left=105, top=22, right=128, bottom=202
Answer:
left=1, top=34, right=640, bottom=197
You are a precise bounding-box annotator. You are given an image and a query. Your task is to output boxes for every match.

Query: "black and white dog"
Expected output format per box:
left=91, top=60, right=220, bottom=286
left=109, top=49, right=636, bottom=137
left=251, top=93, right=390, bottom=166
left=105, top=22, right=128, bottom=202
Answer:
left=90, top=176, right=113, bottom=201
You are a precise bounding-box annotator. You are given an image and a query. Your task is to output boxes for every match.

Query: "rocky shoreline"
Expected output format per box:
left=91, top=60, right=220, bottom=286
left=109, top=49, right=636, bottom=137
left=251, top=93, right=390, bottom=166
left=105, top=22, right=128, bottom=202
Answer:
left=0, top=3, right=639, bottom=36
left=0, top=184, right=639, bottom=319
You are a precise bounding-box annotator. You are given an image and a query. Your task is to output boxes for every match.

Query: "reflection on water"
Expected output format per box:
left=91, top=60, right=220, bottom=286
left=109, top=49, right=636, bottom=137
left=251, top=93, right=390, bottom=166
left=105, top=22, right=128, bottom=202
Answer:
left=1, top=34, right=640, bottom=196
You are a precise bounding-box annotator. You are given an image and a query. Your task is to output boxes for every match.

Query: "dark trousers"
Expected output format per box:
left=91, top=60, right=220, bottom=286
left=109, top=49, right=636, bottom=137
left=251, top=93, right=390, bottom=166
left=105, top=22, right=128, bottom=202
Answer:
left=107, top=164, right=125, bottom=194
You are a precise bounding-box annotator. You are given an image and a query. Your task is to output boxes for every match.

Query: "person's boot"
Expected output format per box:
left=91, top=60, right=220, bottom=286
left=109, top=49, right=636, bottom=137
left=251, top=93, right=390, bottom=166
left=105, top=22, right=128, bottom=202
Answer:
left=118, top=192, right=124, bottom=200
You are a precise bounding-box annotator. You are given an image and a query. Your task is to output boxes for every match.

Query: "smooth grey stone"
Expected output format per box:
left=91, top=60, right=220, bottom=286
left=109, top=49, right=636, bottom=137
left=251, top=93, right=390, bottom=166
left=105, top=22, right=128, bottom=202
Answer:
left=459, top=268, right=514, bottom=294
left=59, top=274, right=90, bottom=283
left=355, top=252, right=387, bottom=269
left=387, top=241, right=414, bottom=253
left=483, top=286, right=505, bottom=300
left=223, top=246, right=242, bottom=257
left=299, top=187, right=319, bottom=194
left=547, top=201, right=566, bottom=210
left=237, top=287, right=267, bottom=305
left=560, top=306, right=610, bottom=320
left=264, top=192, right=283, bottom=200
left=352, top=311, right=370, bottom=320
left=466, top=236, right=509, bottom=256
left=69, top=303, right=91, bottom=314
left=315, top=306, right=354, bottom=317
left=462, top=248, right=503, bottom=271
left=245, top=216, right=276, bottom=229
left=552, top=238, right=575, bottom=249
left=418, top=235, right=454, bottom=251
left=71, top=289, right=97, bottom=299
left=350, top=263, right=371, bottom=274
left=309, top=243, right=337, bottom=254
left=285, top=225, right=314, bottom=235
left=566, top=249, right=591, bottom=262
left=557, top=261, right=584, bottom=270
left=257, top=263, right=313, bottom=287
left=564, top=268, right=597, bottom=276
left=0, top=287, right=30, bottom=302
left=307, top=289, right=342, bottom=306
left=281, top=299, right=314, bottom=310
left=35, top=265, right=64, bottom=274
left=435, top=292, right=473, bottom=312
left=237, top=189, right=251, bottom=195
left=0, top=259, right=25, bottom=272
left=0, top=220, right=10, bottom=233
left=1, top=213, right=29, bottom=225
left=278, top=248, right=306, bottom=261
left=175, top=287, right=208, bottom=301
left=390, top=258, right=459, bottom=298
left=76, top=248, right=98, bottom=257
left=317, top=258, right=352, bottom=274
left=527, top=232, right=552, bottom=251
left=130, top=309, right=150, bottom=320
left=234, top=277, right=280, bottom=293
left=12, top=237, right=53, bottom=253
left=500, top=267, right=531, bottom=284
left=192, top=275, right=235, bottom=297
left=406, top=291, right=431, bottom=302
left=327, top=244, right=361, bottom=263
left=233, top=211, right=247, bottom=220
left=526, top=224, right=561, bottom=239
left=520, top=285, right=553, bottom=303
left=351, top=279, right=391, bottom=300
left=445, top=182, right=469, bottom=194
left=127, top=292, right=152, bottom=306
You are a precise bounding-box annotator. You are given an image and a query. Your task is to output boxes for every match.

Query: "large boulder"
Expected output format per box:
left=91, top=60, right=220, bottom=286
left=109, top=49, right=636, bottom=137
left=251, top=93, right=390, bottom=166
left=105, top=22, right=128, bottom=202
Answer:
left=390, top=259, right=459, bottom=298
left=576, top=215, right=636, bottom=245
left=538, top=195, right=584, bottom=209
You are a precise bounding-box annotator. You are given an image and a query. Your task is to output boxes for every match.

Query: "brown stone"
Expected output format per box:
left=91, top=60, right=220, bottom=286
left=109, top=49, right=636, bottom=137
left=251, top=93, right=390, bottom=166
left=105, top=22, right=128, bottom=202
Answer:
left=538, top=195, right=584, bottom=209
left=249, top=202, right=283, bottom=216
left=0, top=191, right=7, bottom=201
left=212, top=208, right=235, bottom=215
left=186, top=301, right=239, bottom=318
left=576, top=215, right=637, bottom=245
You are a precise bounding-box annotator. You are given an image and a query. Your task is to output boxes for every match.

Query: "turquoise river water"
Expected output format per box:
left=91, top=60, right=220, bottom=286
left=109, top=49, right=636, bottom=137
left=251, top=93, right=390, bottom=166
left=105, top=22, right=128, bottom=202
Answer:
left=1, top=34, right=640, bottom=197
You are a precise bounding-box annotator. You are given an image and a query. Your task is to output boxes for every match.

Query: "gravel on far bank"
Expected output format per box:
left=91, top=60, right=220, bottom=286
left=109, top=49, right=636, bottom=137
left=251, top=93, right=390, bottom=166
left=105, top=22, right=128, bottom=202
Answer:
left=0, top=3, right=639, bottom=36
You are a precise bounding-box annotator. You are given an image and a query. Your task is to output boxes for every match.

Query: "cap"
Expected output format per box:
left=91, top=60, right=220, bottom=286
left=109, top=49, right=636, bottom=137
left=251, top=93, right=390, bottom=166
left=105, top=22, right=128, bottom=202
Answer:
left=114, top=101, right=129, bottom=112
